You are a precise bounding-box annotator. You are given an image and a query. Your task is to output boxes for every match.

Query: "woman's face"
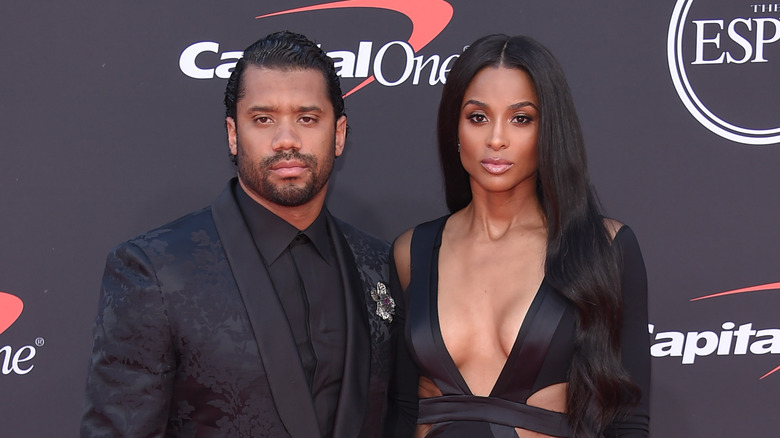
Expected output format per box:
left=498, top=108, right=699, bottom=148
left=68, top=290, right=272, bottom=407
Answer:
left=458, top=66, right=539, bottom=199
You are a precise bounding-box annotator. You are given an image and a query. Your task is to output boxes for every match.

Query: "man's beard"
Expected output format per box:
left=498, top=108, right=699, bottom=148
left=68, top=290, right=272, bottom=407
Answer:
left=236, top=141, right=335, bottom=207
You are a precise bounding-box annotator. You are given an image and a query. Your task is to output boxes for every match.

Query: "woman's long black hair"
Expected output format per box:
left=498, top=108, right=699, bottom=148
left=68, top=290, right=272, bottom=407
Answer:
left=437, top=34, right=640, bottom=436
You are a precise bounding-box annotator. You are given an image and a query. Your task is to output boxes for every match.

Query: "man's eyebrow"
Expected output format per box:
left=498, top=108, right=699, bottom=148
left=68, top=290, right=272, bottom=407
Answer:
left=246, top=105, right=276, bottom=113
left=297, top=105, right=324, bottom=113
left=244, top=105, right=324, bottom=113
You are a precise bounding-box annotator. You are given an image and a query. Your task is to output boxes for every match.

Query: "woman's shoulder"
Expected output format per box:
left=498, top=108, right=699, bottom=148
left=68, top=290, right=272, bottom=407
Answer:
left=392, top=227, right=414, bottom=264
left=602, top=217, right=642, bottom=249
left=602, top=217, right=625, bottom=241
left=393, top=215, right=450, bottom=250
left=392, top=215, right=450, bottom=290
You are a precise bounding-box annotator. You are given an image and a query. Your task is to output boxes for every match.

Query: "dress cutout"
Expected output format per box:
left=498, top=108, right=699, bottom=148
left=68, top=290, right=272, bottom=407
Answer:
left=406, top=216, right=573, bottom=437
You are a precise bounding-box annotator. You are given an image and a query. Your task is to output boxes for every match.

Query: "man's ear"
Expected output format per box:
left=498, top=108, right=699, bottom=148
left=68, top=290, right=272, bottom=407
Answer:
left=334, top=115, right=347, bottom=157
left=226, top=117, right=238, bottom=156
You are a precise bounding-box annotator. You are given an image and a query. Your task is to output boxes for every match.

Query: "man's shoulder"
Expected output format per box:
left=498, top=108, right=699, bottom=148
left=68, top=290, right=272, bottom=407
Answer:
left=112, top=206, right=218, bottom=259
left=332, top=217, right=390, bottom=253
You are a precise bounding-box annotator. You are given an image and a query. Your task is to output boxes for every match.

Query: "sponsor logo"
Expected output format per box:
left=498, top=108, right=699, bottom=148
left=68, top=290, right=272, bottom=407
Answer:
left=0, top=292, right=43, bottom=376
left=668, top=0, right=780, bottom=144
left=179, top=0, right=457, bottom=96
left=0, top=292, right=23, bottom=336
left=650, top=281, right=780, bottom=379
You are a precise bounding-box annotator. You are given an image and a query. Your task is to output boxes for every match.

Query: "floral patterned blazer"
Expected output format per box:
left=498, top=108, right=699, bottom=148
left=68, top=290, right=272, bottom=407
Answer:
left=82, top=178, right=393, bottom=437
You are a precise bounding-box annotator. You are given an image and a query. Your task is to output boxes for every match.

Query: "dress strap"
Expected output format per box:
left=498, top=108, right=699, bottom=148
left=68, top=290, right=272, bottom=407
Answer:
left=418, top=395, right=573, bottom=437
left=407, top=216, right=465, bottom=394
left=491, top=282, right=567, bottom=400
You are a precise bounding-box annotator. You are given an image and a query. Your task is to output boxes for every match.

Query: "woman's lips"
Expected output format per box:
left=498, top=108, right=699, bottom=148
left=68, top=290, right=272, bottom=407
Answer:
left=481, top=157, right=514, bottom=175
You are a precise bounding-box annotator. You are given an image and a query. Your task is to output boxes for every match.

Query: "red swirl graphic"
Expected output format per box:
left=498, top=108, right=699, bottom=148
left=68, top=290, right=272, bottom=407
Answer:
left=0, top=292, right=24, bottom=335
left=256, top=0, right=454, bottom=96
left=691, top=282, right=780, bottom=302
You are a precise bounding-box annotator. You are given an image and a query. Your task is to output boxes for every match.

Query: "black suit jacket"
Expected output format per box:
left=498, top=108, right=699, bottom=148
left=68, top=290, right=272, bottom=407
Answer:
left=82, top=181, right=393, bottom=437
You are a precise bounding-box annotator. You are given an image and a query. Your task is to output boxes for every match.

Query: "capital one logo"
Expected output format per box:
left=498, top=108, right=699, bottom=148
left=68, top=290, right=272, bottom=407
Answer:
left=650, top=281, right=780, bottom=380
left=0, top=292, right=23, bottom=336
left=668, top=0, right=780, bottom=145
left=0, top=291, right=39, bottom=376
left=179, top=0, right=456, bottom=96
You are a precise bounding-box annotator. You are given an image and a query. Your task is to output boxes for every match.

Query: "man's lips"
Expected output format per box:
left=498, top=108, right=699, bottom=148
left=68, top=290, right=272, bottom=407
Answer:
left=481, top=157, right=514, bottom=175
left=270, top=161, right=308, bottom=178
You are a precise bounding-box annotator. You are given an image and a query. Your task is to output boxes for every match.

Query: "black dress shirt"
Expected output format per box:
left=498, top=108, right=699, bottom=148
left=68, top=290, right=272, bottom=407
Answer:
left=234, top=184, right=346, bottom=438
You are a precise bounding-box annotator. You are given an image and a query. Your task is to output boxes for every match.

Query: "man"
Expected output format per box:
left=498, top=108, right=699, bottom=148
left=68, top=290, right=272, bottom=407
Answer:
left=82, top=31, right=394, bottom=437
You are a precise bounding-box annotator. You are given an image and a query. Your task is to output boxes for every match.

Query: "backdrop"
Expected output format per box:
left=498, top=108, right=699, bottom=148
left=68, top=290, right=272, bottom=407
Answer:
left=1, top=1, right=779, bottom=436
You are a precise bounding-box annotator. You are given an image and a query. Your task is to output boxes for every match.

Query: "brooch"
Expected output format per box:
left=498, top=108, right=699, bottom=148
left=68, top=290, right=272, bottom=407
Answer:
left=370, top=282, right=395, bottom=323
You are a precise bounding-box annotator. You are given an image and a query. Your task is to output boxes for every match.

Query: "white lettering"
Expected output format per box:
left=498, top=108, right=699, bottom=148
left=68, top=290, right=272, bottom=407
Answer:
left=751, top=329, right=780, bottom=354
left=753, top=18, right=780, bottom=62
left=733, top=323, right=756, bottom=354
left=0, top=346, right=10, bottom=374
left=412, top=54, right=440, bottom=86
left=751, top=4, right=780, bottom=14
left=179, top=40, right=461, bottom=89
left=682, top=331, right=718, bottom=364
left=650, top=322, right=780, bottom=364
left=726, top=19, right=754, bottom=63
left=651, top=331, right=684, bottom=358
left=438, top=54, right=459, bottom=84
left=692, top=18, right=780, bottom=65
left=179, top=41, right=219, bottom=79
left=374, top=41, right=415, bottom=86
left=355, top=41, right=373, bottom=77
left=330, top=50, right=357, bottom=78
left=214, top=51, right=242, bottom=79
left=11, top=346, right=35, bottom=374
left=1, top=344, right=37, bottom=375
left=693, top=20, right=726, bottom=64
left=717, top=321, right=735, bottom=355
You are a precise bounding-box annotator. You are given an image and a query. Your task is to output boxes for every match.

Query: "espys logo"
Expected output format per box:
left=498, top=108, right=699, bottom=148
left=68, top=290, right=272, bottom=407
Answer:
left=650, top=281, right=780, bottom=379
left=179, top=0, right=456, bottom=96
left=0, top=291, right=41, bottom=376
left=668, top=1, right=780, bottom=145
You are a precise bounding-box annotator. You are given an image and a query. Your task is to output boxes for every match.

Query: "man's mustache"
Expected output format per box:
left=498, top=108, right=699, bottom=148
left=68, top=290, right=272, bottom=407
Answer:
left=261, top=150, right=317, bottom=168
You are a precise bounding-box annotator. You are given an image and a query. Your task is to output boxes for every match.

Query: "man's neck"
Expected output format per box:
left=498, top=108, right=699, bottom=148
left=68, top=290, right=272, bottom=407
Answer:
left=237, top=178, right=327, bottom=231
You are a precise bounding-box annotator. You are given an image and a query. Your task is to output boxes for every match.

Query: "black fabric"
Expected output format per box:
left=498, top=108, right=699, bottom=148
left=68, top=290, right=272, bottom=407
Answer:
left=419, top=395, right=571, bottom=437
left=386, top=216, right=650, bottom=438
left=82, top=179, right=393, bottom=438
left=234, top=184, right=346, bottom=438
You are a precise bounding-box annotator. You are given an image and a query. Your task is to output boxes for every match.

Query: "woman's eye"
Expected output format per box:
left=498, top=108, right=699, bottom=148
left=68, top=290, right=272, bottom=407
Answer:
left=513, top=114, right=532, bottom=124
left=467, top=113, right=487, bottom=123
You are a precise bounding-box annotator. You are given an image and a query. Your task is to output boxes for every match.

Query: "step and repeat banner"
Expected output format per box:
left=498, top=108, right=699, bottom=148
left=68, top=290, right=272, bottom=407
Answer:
left=1, top=1, right=778, bottom=436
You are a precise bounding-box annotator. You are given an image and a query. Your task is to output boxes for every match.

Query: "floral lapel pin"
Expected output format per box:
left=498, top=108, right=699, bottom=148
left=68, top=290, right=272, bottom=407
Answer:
left=370, top=282, right=395, bottom=323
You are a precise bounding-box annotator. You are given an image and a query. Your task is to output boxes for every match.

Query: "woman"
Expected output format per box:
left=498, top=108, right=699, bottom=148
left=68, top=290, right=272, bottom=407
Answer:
left=386, top=35, right=650, bottom=437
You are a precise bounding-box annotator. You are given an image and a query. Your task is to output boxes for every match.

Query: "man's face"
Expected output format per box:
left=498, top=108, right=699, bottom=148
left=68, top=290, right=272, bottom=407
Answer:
left=226, top=66, right=346, bottom=208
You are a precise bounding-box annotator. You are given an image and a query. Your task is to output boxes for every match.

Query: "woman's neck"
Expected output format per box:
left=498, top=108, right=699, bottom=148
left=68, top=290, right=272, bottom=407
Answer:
left=457, top=189, right=545, bottom=242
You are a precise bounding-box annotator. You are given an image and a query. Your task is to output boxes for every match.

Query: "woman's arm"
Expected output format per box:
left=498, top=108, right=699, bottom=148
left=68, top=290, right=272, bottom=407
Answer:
left=607, top=226, right=651, bottom=437
left=384, top=230, right=420, bottom=437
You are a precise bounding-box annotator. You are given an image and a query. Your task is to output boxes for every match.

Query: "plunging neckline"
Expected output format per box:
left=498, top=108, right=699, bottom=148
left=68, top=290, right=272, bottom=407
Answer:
left=429, top=219, right=547, bottom=398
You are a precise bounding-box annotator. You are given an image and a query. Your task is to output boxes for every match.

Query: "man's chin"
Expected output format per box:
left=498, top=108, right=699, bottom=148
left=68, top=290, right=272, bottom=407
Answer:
left=266, top=184, right=318, bottom=207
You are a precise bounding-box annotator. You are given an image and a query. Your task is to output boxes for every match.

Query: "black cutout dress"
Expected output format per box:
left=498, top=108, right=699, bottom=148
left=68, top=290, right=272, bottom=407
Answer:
left=386, top=216, right=650, bottom=437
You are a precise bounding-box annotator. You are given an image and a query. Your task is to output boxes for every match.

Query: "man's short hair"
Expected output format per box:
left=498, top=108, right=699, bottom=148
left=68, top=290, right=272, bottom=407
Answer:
left=224, top=31, right=345, bottom=123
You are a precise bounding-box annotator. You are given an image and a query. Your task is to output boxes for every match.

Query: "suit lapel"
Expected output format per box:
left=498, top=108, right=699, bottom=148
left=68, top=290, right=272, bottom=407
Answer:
left=328, top=217, right=371, bottom=438
left=211, top=182, right=320, bottom=437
